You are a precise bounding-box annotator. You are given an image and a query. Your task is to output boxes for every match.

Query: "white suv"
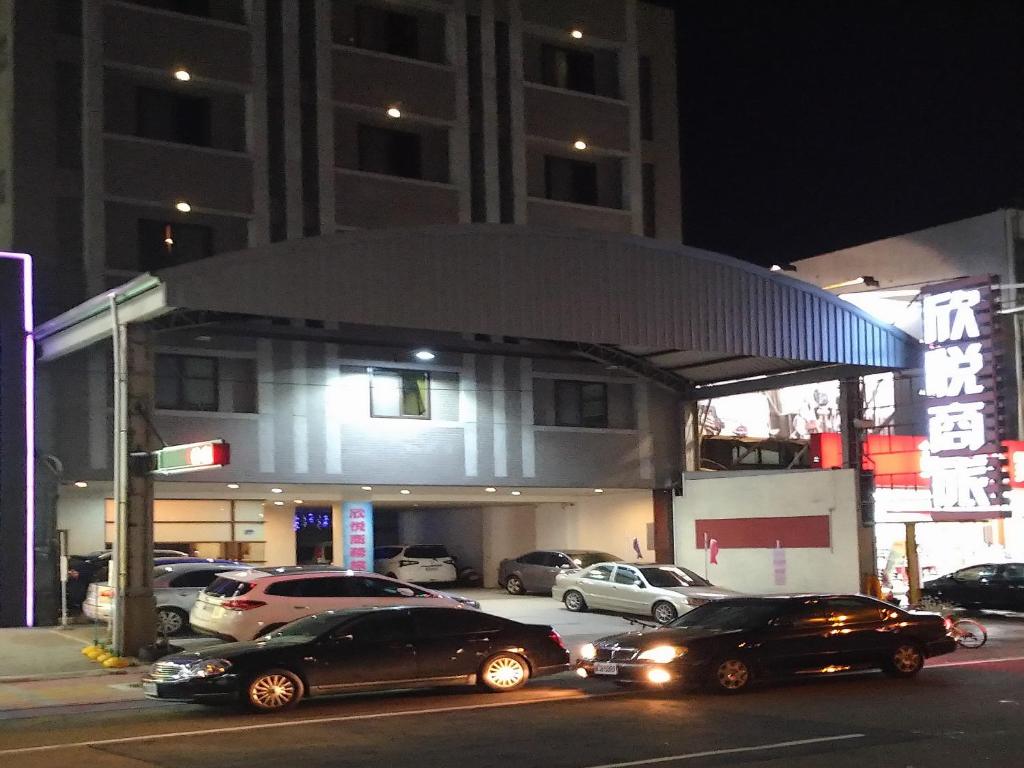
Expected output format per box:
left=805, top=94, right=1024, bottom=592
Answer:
left=188, top=567, right=477, bottom=642
left=374, top=545, right=458, bottom=584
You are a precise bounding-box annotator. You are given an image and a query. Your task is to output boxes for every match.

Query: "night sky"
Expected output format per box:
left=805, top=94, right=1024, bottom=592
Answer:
left=672, top=1, right=1024, bottom=266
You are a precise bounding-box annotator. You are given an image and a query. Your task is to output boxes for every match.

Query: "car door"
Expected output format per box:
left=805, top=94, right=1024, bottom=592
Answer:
left=263, top=578, right=336, bottom=622
left=757, top=601, right=835, bottom=675
left=946, top=564, right=1000, bottom=606
left=609, top=566, right=648, bottom=613
left=578, top=564, right=617, bottom=609
left=411, top=608, right=509, bottom=680
left=999, top=563, right=1024, bottom=610
left=515, top=552, right=548, bottom=592
left=820, top=597, right=889, bottom=665
left=305, top=609, right=418, bottom=691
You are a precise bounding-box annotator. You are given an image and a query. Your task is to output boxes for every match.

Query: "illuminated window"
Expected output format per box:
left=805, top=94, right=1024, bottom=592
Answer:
left=370, top=369, right=430, bottom=419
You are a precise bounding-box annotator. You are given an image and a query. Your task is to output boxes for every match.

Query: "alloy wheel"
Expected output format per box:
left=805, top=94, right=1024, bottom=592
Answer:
left=507, top=576, right=524, bottom=595
left=249, top=673, right=299, bottom=710
left=156, top=608, right=184, bottom=636
left=564, top=591, right=585, bottom=611
left=716, top=659, right=750, bottom=691
left=653, top=602, right=678, bottom=624
left=483, top=655, right=527, bottom=690
left=893, top=645, right=923, bottom=674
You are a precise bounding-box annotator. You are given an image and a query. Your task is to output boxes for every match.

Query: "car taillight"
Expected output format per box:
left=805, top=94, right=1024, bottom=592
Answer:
left=548, top=629, right=567, bottom=650
left=221, top=599, right=267, bottom=611
left=399, top=560, right=417, bottom=567
left=99, top=588, right=114, bottom=599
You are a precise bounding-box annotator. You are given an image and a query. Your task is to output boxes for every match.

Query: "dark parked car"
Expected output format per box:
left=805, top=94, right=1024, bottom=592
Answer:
left=67, top=549, right=189, bottom=607
left=576, top=595, right=956, bottom=693
left=143, top=605, right=570, bottom=712
left=498, top=550, right=622, bottom=595
left=921, top=562, right=1024, bottom=610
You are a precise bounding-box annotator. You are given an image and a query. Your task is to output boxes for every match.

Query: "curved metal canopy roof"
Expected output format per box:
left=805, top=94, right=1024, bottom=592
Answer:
left=39, top=224, right=920, bottom=395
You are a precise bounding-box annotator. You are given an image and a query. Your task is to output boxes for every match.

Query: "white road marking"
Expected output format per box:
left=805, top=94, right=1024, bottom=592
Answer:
left=932, top=655, right=1024, bottom=668
left=579, top=734, right=866, bottom=768
left=45, top=629, right=91, bottom=646
left=0, top=690, right=626, bottom=755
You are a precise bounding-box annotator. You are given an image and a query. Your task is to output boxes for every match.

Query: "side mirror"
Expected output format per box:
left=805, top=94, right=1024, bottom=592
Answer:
left=396, top=587, right=415, bottom=597
left=633, top=580, right=645, bottom=588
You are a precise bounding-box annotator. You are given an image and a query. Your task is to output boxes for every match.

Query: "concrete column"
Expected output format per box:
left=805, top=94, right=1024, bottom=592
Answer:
left=264, top=503, right=297, bottom=566
left=621, top=0, right=644, bottom=236
left=652, top=489, right=674, bottom=563
left=840, top=377, right=876, bottom=587
left=682, top=401, right=701, bottom=472
left=507, top=0, right=528, bottom=223
left=121, top=324, right=156, bottom=655
left=246, top=0, right=271, bottom=246
left=447, top=0, right=471, bottom=222
left=905, top=522, right=921, bottom=605
left=81, top=0, right=106, bottom=294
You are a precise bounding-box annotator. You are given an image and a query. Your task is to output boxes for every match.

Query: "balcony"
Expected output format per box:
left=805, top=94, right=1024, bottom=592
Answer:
left=524, top=84, right=630, bottom=152
left=104, top=135, right=253, bottom=214
left=527, top=198, right=633, bottom=234
left=332, top=46, right=455, bottom=122
left=334, top=169, right=459, bottom=228
left=103, top=3, right=251, bottom=85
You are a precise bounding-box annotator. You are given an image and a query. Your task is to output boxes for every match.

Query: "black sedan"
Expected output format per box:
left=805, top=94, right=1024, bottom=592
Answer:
left=921, top=562, right=1024, bottom=610
left=143, top=605, right=570, bottom=712
left=576, top=594, right=956, bottom=693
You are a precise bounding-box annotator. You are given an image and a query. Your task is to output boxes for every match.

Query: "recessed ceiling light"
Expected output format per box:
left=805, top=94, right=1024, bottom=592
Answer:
left=414, top=349, right=436, bottom=361
left=227, top=483, right=239, bottom=489
left=485, top=487, right=497, bottom=493
left=573, top=140, right=588, bottom=150
left=294, top=499, right=304, bottom=504
left=271, top=487, right=283, bottom=494
left=594, top=488, right=604, bottom=493
left=273, top=500, right=284, bottom=506
left=400, top=489, right=411, bottom=495
left=164, top=236, right=174, bottom=246
left=173, top=69, right=191, bottom=81
left=361, top=485, right=373, bottom=491
left=570, top=29, right=583, bottom=39
left=175, top=201, right=192, bottom=213
left=511, top=490, right=522, bottom=496
left=74, top=481, right=88, bottom=488
left=387, top=107, right=402, bottom=118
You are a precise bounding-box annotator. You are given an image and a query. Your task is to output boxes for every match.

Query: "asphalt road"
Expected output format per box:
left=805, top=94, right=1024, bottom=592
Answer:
left=3, top=615, right=1024, bottom=768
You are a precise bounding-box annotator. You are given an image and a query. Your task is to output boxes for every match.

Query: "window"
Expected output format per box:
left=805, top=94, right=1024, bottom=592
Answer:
left=613, top=567, right=641, bottom=585
left=954, top=565, right=1000, bottom=582
left=169, top=568, right=231, bottom=589
left=518, top=551, right=547, bottom=566
left=541, top=44, right=595, bottom=93
left=356, top=577, right=431, bottom=598
left=640, top=567, right=711, bottom=588
left=355, top=5, right=419, bottom=59
left=56, top=62, right=82, bottom=169
left=639, top=56, right=653, bottom=140
left=404, top=545, right=451, bottom=560
left=555, top=380, right=608, bottom=428
left=266, top=578, right=322, bottom=597
left=642, top=163, right=656, bottom=237
left=374, top=546, right=404, bottom=560
left=546, top=553, right=574, bottom=568
left=204, top=577, right=253, bottom=598
left=582, top=564, right=614, bottom=581
left=789, top=601, right=831, bottom=628
left=544, top=157, right=597, bottom=206
left=138, top=219, right=213, bottom=270
left=156, top=354, right=218, bottom=411
left=136, top=87, right=211, bottom=147
left=370, top=369, right=430, bottom=418
left=824, top=598, right=883, bottom=624
left=413, top=608, right=508, bottom=638
left=343, top=610, right=414, bottom=643
left=358, top=125, right=422, bottom=179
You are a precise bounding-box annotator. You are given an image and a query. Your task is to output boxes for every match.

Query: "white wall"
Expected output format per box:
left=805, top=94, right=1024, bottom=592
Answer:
left=673, top=470, right=860, bottom=595
left=535, top=491, right=655, bottom=563
left=397, top=507, right=485, bottom=575
left=481, top=506, right=537, bottom=588
left=263, top=505, right=297, bottom=566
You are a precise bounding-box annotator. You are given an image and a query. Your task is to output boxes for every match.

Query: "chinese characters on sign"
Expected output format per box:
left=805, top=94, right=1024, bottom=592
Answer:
left=342, top=501, right=374, bottom=571
left=920, top=277, right=1007, bottom=515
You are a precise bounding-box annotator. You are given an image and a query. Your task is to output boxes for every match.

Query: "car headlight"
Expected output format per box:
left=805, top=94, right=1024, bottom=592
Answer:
left=188, top=659, right=232, bottom=678
left=637, top=645, right=686, bottom=664
left=580, top=643, right=597, bottom=660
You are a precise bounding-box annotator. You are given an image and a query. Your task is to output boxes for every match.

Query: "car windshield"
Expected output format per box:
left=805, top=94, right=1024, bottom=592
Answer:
left=641, top=566, right=711, bottom=588
left=404, top=546, right=450, bottom=559
left=262, top=612, right=352, bottom=643
left=570, top=552, right=621, bottom=567
left=669, top=601, right=781, bottom=630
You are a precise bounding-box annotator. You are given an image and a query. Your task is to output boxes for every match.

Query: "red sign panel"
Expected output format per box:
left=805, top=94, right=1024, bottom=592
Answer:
left=694, top=516, right=831, bottom=549
left=809, top=432, right=843, bottom=469
left=862, top=434, right=927, bottom=489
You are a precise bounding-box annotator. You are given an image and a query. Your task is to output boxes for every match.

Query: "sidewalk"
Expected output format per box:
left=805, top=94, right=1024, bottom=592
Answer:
left=0, top=624, right=118, bottom=680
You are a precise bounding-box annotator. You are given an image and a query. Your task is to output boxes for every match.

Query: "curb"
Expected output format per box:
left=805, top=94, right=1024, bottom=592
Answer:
left=0, top=668, right=140, bottom=684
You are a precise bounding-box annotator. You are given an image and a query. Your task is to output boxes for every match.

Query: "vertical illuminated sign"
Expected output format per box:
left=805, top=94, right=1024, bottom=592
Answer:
left=920, top=276, right=1007, bottom=515
left=342, top=501, right=374, bottom=571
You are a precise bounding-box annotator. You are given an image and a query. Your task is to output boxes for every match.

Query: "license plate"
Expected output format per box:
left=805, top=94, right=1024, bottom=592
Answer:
left=142, top=681, right=158, bottom=696
left=594, top=662, right=618, bottom=675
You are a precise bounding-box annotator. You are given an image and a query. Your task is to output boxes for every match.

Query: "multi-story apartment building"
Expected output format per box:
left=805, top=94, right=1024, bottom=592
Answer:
left=1, top=0, right=680, bottom=320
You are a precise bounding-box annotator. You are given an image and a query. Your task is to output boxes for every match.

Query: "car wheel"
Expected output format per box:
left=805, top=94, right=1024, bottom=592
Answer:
left=883, top=643, right=924, bottom=678
left=709, top=657, right=752, bottom=694
left=479, top=653, right=530, bottom=692
left=246, top=668, right=304, bottom=712
left=563, top=590, right=587, bottom=612
left=155, top=607, right=188, bottom=637
left=652, top=601, right=678, bottom=625
left=506, top=575, right=525, bottom=595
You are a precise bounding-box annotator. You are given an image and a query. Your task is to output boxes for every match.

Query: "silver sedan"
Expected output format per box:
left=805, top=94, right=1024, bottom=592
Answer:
left=552, top=562, right=738, bottom=624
